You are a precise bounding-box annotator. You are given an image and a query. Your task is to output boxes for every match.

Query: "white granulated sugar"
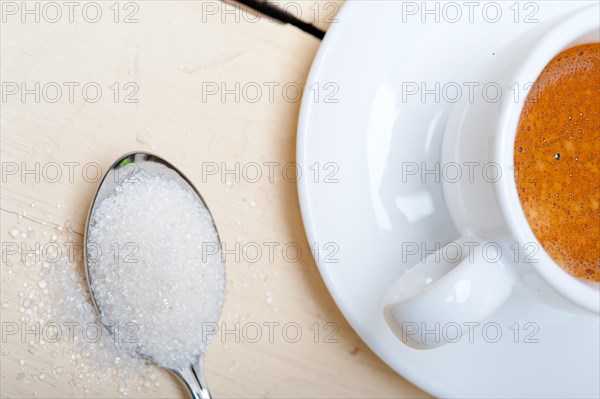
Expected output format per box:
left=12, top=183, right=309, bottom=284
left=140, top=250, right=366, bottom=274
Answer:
left=5, top=221, right=157, bottom=396
left=87, top=169, right=225, bottom=370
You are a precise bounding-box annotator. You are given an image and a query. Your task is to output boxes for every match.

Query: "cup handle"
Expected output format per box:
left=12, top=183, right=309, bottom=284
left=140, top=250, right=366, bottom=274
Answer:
left=384, top=236, right=517, bottom=349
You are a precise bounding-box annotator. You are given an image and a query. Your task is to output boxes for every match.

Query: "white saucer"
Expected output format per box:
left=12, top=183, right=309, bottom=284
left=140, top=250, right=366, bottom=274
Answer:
left=297, top=1, right=600, bottom=397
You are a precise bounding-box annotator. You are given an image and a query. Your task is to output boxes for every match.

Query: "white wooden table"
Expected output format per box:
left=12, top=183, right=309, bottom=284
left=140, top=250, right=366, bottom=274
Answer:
left=0, top=1, right=430, bottom=397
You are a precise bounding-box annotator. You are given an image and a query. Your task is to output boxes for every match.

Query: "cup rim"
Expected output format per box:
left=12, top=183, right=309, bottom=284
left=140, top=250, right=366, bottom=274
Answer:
left=495, top=3, right=600, bottom=313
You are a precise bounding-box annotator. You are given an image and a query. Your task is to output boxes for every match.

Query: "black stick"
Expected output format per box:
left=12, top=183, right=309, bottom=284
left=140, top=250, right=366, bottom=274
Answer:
left=231, top=0, right=326, bottom=39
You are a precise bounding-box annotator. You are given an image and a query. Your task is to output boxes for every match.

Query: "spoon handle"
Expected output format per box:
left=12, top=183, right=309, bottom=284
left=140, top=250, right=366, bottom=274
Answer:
left=172, top=355, right=211, bottom=399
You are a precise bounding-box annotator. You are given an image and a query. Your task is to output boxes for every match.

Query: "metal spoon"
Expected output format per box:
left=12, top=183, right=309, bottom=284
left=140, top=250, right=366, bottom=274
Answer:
left=83, top=151, right=223, bottom=399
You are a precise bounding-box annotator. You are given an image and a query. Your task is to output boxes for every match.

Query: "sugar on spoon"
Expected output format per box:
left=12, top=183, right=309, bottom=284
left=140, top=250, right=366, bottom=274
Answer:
left=83, top=152, right=225, bottom=399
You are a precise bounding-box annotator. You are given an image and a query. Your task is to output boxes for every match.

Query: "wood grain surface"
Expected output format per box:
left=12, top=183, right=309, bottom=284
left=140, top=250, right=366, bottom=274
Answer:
left=0, top=1, right=430, bottom=398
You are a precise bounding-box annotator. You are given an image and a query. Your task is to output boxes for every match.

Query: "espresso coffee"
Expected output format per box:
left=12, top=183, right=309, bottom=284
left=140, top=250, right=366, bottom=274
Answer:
left=514, top=43, right=599, bottom=282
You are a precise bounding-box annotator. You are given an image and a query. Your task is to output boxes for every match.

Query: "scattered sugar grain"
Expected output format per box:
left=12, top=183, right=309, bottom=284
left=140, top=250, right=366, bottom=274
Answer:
left=9, top=227, right=20, bottom=238
left=9, top=223, right=156, bottom=396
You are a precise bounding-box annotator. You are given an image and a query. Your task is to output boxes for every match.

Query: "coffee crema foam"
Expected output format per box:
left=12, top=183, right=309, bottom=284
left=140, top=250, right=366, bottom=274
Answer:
left=514, top=43, right=600, bottom=282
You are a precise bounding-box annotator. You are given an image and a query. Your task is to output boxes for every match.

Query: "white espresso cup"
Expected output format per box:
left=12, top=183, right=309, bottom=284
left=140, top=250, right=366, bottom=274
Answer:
left=384, top=4, right=600, bottom=349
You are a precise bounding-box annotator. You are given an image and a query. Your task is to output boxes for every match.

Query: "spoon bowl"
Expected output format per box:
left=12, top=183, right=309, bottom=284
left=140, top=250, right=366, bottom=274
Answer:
left=83, top=152, right=223, bottom=399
